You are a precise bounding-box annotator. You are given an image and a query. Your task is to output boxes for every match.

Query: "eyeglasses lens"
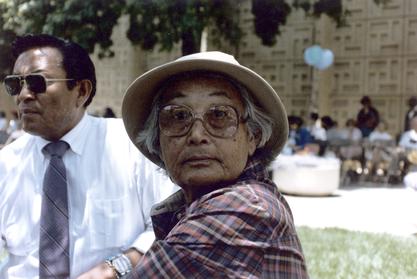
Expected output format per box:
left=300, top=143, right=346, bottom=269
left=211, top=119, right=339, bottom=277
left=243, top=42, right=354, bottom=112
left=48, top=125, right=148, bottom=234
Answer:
left=4, top=74, right=46, bottom=96
left=159, top=106, right=193, bottom=137
left=25, top=75, right=46, bottom=94
left=205, top=107, right=238, bottom=137
left=159, top=105, right=238, bottom=138
left=26, top=74, right=46, bottom=94
left=4, top=76, right=21, bottom=96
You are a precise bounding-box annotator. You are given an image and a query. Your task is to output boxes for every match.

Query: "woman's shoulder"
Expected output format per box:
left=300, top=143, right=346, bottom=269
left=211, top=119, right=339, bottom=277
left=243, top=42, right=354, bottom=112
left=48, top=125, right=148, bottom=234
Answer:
left=193, top=181, right=286, bottom=218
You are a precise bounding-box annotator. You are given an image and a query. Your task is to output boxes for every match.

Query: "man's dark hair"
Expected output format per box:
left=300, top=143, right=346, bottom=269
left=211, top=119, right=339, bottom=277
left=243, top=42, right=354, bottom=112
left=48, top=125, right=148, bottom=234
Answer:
left=12, top=34, right=96, bottom=107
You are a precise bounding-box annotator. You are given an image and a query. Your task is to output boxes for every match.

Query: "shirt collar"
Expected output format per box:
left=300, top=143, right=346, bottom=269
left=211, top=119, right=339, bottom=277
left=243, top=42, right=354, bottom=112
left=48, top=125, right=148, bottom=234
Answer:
left=150, top=156, right=275, bottom=239
left=34, top=113, right=90, bottom=156
left=151, top=157, right=272, bottom=213
left=153, top=156, right=271, bottom=212
left=237, top=157, right=270, bottom=183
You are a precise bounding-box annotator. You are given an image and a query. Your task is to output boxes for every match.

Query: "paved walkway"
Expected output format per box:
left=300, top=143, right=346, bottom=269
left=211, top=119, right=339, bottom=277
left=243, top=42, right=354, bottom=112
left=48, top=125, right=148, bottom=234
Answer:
left=284, top=183, right=417, bottom=236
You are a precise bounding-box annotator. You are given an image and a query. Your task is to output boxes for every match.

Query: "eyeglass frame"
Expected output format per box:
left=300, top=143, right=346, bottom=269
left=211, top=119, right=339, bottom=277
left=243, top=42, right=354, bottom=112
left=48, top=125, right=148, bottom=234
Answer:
left=3, top=73, right=74, bottom=96
left=158, top=104, right=247, bottom=138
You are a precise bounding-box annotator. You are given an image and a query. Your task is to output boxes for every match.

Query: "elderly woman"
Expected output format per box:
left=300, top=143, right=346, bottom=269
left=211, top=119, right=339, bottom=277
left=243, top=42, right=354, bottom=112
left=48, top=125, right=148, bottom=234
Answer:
left=121, top=52, right=308, bottom=278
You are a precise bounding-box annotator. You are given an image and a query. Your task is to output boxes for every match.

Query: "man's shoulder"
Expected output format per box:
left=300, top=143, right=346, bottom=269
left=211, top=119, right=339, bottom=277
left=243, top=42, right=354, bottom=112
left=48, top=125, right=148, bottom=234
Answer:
left=83, top=116, right=144, bottom=163
left=0, top=133, right=34, bottom=176
left=87, top=115, right=124, bottom=129
left=86, top=116, right=132, bottom=143
left=0, top=133, right=33, bottom=156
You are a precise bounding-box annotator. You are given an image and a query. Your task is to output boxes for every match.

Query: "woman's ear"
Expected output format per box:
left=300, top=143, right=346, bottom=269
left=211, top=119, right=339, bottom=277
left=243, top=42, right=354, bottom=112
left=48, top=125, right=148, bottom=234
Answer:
left=75, top=79, right=92, bottom=108
left=247, top=130, right=259, bottom=156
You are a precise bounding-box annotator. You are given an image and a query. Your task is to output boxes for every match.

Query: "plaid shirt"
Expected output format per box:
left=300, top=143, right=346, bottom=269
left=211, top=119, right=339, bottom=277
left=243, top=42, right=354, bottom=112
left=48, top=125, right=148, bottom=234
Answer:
left=130, top=158, right=309, bottom=278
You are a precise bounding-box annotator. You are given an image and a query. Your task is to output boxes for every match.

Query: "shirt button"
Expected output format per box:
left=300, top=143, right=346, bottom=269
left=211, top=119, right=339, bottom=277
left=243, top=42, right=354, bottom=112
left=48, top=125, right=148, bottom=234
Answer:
left=176, top=212, right=184, bottom=220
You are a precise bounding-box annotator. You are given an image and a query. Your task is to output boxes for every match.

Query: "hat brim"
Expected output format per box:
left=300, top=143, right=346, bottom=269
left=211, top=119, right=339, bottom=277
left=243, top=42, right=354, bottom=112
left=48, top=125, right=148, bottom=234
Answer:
left=122, top=58, right=288, bottom=167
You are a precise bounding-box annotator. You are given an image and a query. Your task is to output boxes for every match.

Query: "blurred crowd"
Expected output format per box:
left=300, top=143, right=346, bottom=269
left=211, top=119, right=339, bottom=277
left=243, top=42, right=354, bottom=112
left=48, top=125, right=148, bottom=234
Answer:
left=283, top=95, right=417, bottom=187
left=0, top=110, right=23, bottom=148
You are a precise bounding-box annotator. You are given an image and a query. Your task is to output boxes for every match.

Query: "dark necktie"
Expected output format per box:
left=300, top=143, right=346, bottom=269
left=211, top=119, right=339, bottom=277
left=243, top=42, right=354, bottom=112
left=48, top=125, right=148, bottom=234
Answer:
left=39, top=141, right=70, bottom=278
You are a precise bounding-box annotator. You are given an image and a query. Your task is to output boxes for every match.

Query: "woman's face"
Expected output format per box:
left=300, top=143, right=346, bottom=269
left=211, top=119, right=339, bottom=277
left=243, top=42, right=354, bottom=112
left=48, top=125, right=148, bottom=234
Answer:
left=158, top=75, right=256, bottom=202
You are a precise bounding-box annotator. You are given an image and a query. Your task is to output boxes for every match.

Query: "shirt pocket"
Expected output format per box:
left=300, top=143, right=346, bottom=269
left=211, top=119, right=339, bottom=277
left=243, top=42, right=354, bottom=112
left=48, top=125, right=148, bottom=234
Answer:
left=87, top=194, right=131, bottom=250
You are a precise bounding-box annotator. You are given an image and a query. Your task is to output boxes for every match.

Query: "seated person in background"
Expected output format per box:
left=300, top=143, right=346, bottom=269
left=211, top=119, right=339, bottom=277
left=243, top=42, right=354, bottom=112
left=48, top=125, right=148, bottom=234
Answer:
left=307, top=112, right=327, bottom=156
left=121, top=51, right=309, bottom=278
left=404, top=96, right=417, bottom=132
left=307, top=112, right=327, bottom=142
left=365, top=120, right=396, bottom=179
left=340, top=119, right=362, bottom=142
left=368, top=120, right=393, bottom=142
left=339, top=119, right=363, bottom=160
left=287, top=115, right=315, bottom=154
left=399, top=116, right=417, bottom=150
left=356, top=95, right=379, bottom=138
left=375, top=115, right=417, bottom=183
left=321, top=116, right=343, bottom=142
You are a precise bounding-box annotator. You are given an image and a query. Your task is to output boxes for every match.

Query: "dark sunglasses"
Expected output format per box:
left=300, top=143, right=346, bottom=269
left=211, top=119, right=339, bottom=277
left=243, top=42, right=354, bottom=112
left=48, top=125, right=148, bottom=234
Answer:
left=159, top=104, right=245, bottom=138
left=3, top=74, right=74, bottom=96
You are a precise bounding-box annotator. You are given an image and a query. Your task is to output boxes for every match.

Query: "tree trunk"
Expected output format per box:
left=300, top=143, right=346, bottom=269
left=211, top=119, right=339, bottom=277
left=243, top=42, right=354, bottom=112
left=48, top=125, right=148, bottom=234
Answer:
left=181, top=30, right=201, bottom=55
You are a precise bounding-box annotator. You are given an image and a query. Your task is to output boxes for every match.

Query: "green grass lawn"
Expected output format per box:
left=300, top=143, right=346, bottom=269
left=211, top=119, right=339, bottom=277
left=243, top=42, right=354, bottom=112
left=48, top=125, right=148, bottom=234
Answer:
left=297, top=226, right=417, bottom=279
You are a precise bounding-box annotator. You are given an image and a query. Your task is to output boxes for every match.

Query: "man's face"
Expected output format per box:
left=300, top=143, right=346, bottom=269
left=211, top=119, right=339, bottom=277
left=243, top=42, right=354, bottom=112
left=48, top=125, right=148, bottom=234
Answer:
left=158, top=75, right=256, bottom=201
left=13, top=47, right=85, bottom=141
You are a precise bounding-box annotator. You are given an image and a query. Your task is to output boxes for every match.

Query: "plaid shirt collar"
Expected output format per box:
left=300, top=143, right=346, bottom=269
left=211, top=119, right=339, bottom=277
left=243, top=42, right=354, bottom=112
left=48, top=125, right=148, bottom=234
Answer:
left=237, top=156, right=274, bottom=186
left=151, top=156, right=276, bottom=239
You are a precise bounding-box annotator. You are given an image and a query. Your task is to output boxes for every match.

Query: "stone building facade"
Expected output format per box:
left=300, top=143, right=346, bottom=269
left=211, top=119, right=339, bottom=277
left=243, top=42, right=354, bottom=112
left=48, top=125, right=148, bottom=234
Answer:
left=236, top=0, right=417, bottom=137
left=1, top=0, right=417, bottom=138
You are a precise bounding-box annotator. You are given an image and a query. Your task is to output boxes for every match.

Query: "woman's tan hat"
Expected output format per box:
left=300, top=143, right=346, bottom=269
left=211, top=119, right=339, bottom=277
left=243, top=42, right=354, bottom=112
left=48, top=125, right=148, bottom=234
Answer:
left=122, top=51, right=288, bottom=166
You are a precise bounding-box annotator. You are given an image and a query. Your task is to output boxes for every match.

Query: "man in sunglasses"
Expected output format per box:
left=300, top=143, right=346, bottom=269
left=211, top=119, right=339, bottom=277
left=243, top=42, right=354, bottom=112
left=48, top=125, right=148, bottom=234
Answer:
left=121, top=52, right=309, bottom=278
left=0, top=34, right=174, bottom=278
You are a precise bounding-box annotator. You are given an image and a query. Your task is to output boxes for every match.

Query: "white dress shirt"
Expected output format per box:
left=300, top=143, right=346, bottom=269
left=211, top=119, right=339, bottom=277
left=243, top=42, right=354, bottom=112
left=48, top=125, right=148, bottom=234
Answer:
left=0, top=114, right=175, bottom=278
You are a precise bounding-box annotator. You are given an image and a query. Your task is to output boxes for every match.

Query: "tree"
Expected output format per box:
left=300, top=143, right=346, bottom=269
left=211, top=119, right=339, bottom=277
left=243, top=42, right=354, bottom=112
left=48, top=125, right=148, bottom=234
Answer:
left=0, top=2, right=16, bottom=79
left=126, top=0, right=242, bottom=55
left=0, top=0, right=389, bottom=76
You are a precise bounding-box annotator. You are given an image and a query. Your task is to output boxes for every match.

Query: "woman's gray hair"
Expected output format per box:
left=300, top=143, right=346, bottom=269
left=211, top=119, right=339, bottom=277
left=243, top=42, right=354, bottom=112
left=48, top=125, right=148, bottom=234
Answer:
left=136, top=71, right=273, bottom=167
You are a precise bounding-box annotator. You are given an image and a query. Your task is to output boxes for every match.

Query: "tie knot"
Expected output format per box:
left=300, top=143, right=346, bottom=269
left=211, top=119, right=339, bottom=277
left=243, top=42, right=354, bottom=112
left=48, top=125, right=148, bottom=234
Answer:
left=43, top=141, right=69, bottom=158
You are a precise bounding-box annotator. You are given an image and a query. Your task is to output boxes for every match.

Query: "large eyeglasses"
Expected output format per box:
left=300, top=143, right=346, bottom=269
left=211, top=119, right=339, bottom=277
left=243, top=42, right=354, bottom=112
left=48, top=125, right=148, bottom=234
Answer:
left=3, top=73, right=74, bottom=96
left=159, top=104, right=244, bottom=138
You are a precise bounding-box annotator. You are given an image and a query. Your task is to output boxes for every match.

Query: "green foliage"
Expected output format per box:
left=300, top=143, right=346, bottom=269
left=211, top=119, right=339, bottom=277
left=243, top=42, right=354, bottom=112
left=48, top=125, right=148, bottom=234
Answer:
left=312, top=0, right=350, bottom=27
left=252, top=0, right=291, bottom=46
left=0, top=0, right=388, bottom=75
left=0, top=2, right=16, bottom=79
left=126, top=0, right=243, bottom=55
left=2, top=0, right=124, bottom=58
left=251, top=0, right=351, bottom=46
left=0, top=0, right=354, bottom=58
